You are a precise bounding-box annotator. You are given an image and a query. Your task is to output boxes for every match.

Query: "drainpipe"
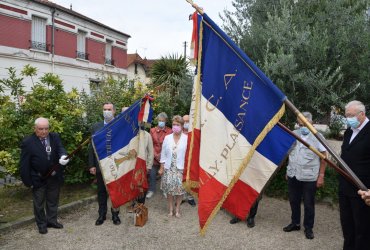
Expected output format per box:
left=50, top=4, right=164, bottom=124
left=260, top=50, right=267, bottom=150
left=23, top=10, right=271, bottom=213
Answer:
left=51, top=8, right=56, bottom=73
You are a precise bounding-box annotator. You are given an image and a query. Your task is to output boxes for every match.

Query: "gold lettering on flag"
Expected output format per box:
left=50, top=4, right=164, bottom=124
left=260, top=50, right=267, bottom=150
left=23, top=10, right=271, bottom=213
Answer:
left=224, top=72, right=236, bottom=90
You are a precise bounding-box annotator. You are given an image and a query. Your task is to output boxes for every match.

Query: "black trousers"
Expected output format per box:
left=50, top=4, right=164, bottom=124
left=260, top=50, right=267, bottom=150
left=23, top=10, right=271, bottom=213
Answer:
left=339, top=193, right=370, bottom=250
left=248, top=199, right=259, bottom=219
left=137, top=191, right=147, bottom=204
left=287, top=176, right=317, bottom=230
left=96, top=172, right=119, bottom=216
left=32, top=177, right=61, bottom=229
left=96, top=172, right=108, bottom=216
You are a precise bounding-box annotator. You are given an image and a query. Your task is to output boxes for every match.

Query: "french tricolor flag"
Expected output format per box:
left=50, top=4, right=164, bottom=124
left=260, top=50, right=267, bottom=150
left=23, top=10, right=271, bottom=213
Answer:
left=184, top=13, right=295, bottom=234
left=92, top=97, right=153, bottom=208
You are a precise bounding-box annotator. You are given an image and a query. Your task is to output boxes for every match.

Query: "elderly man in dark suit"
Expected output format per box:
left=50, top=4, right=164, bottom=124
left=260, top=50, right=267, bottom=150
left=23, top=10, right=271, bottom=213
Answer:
left=20, top=117, right=69, bottom=234
left=340, top=100, right=370, bottom=250
left=88, top=102, right=121, bottom=226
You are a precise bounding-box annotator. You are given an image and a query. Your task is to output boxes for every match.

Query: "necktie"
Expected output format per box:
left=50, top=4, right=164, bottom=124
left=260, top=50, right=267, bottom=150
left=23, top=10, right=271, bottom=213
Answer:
left=41, top=138, right=47, bottom=148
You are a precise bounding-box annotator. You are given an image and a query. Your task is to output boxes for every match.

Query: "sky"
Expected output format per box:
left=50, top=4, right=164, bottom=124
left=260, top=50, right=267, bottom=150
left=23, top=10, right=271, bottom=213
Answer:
left=52, top=0, right=234, bottom=59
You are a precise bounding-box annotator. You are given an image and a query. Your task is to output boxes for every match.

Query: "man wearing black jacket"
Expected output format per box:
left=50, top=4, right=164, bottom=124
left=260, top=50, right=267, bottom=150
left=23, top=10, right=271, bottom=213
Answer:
left=88, top=102, right=121, bottom=226
left=340, top=100, right=370, bottom=250
left=20, top=117, right=69, bottom=234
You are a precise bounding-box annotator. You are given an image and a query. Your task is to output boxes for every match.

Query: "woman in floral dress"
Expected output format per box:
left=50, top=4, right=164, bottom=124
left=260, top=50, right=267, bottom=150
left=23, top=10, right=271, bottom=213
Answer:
left=159, top=115, right=188, bottom=218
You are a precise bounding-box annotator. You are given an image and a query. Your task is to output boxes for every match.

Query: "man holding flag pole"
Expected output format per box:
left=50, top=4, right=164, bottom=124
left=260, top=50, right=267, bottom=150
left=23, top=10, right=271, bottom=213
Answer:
left=89, top=95, right=154, bottom=226
left=88, top=102, right=121, bottom=226
left=184, top=0, right=369, bottom=238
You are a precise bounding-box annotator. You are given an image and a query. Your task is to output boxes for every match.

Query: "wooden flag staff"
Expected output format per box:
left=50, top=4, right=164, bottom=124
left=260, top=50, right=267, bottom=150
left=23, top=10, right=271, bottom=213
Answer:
left=42, top=137, right=91, bottom=179
left=284, top=99, right=367, bottom=191
left=277, top=122, right=358, bottom=188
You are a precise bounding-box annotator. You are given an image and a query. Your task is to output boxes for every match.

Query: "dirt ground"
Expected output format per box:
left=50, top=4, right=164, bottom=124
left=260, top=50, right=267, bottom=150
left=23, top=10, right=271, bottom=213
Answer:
left=0, top=191, right=343, bottom=250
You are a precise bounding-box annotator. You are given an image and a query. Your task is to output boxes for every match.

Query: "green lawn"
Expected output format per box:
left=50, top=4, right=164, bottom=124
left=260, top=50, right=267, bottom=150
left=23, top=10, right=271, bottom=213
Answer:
left=0, top=183, right=96, bottom=223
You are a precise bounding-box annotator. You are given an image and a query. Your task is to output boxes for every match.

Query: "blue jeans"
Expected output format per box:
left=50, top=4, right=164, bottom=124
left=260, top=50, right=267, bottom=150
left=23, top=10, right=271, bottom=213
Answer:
left=149, top=164, right=160, bottom=192
left=288, top=176, right=317, bottom=230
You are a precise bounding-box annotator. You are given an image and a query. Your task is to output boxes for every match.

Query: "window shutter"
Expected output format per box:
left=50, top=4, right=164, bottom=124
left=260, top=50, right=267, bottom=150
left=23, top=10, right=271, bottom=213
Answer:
left=31, top=16, right=46, bottom=50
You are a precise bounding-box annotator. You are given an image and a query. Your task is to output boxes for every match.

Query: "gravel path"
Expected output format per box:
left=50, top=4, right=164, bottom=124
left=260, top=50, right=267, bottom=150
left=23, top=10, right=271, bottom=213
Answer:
left=0, top=192, right=343, bottom=250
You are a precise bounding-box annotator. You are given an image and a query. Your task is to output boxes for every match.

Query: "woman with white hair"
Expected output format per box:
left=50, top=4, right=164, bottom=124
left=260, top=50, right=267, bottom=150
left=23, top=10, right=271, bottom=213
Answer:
left=147, top=112, right=172, bottom=199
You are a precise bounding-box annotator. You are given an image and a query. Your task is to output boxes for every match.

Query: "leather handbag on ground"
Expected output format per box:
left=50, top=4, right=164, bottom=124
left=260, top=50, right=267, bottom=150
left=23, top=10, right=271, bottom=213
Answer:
left=134, top=203, right=148, bottom=227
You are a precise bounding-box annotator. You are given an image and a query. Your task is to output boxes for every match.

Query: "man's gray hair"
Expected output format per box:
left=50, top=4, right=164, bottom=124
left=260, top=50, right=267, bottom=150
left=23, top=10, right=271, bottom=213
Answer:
left=157, top=112, right=168, bottom=120
left=34, top=117, right=49, bottom=126
left=302, top=112, right=313, bottom=122
left=345, top=100, right=366, bottom=114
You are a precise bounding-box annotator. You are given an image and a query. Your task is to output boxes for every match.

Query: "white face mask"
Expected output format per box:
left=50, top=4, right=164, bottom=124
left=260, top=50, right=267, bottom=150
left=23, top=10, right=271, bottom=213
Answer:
left=183, top=122, right=189, bottom=130
left=103, top=110, right=114, bottom=121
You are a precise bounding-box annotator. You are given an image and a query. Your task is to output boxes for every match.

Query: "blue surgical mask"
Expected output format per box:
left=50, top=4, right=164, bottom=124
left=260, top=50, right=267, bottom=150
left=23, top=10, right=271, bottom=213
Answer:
left=183, top=122, right=189, bottom=130
left=158, top=121, right=165, bottom=128
left=346, top=117, right=360, bottom=128
left=300, top=126, right=310, bottom=135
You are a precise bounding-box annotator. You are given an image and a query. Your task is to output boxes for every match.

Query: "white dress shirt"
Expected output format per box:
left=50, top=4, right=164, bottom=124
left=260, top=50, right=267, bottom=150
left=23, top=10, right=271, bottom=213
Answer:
left=349, top=117, right=369, bottom=143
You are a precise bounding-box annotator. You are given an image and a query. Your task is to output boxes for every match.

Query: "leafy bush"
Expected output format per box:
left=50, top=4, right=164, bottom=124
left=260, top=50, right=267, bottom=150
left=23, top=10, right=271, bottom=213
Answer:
left=327, top=114, right=346, bottom=140
left=0, top=67, right=90, bottom=183
left=0, top=66, right=156, bottom=184
left=266, top=164, right=339, bottom=203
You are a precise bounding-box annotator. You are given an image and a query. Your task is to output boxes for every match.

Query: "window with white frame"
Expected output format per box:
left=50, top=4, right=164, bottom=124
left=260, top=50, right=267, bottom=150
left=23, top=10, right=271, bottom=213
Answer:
left=105, top=40, right=113, bottom=65
left=31, top=16, right=47, bottom=51
left=77, top=30, right=87, bottom=59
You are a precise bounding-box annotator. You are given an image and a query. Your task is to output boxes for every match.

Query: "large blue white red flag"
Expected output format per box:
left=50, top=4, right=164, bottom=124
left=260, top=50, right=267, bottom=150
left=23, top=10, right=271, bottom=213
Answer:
left=184, top=12, right=295, bottom=234
left=92, top=96, right=153, bottom=208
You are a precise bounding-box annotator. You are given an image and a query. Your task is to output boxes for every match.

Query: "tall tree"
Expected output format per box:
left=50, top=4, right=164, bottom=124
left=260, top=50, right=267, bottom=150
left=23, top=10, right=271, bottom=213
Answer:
left=221, top=0, right=370, bottom=121
left=149, top=54, right=193, bottom=120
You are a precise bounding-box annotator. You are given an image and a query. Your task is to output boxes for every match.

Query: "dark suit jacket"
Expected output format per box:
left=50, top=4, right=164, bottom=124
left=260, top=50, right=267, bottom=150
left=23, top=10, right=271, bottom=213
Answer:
left=340, top=120, right=370, bottom=197
left=88, top=121, right=104, bottom=173
left=20, top=132, right=67, bottom=188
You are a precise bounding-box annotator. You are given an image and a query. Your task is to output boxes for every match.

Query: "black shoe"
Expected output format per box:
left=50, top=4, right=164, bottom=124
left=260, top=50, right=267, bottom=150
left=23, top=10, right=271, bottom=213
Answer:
left=230, top=217, right=241, bottom=224
left=38, top=227, right=48, bottom=234
left=112, top=215, right=121, bottom=225
left=95, top=215, right=106, bottom=226
left=283, top=223, right=301, bottom=232
left=188, top=199, right=196, bottom=207
left=305, top=229, right=314, bottom=239
left=246, top=217, right=255, bottom=228
left=112, top=211, right=121, bottom=225
left=47, top=222, right=63, bottom=229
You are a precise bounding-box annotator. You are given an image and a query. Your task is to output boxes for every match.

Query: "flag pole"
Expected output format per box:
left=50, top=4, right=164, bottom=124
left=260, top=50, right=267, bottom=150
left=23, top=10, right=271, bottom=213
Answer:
left=284, top=99, right=367, bottom=191
left=277, top=122, right=358, bottom=188
left=43, top=137, right=91, bottom=179
left=186, top=0, right=204, bottom=15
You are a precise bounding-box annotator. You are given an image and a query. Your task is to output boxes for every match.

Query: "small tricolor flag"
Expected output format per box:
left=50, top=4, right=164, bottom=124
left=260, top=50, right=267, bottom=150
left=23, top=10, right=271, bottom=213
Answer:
left=92, top=96, right=153, bottom=208
left=189, top=11, right=201, bottom=64
left=184, top=12, right=295, bottom=234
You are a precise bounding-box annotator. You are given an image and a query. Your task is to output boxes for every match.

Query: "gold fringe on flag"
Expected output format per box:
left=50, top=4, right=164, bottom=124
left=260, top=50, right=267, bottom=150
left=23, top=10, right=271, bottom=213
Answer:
left=183, top=18, right=204, bottom=196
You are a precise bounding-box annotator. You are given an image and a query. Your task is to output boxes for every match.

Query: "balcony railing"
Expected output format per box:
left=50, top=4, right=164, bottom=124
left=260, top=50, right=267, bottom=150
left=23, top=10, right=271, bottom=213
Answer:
left=76, top=51, right=89, bottom=60
left=30, top=40, right=49, bottom=51
left=105, top=58, right=114, bottom=66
